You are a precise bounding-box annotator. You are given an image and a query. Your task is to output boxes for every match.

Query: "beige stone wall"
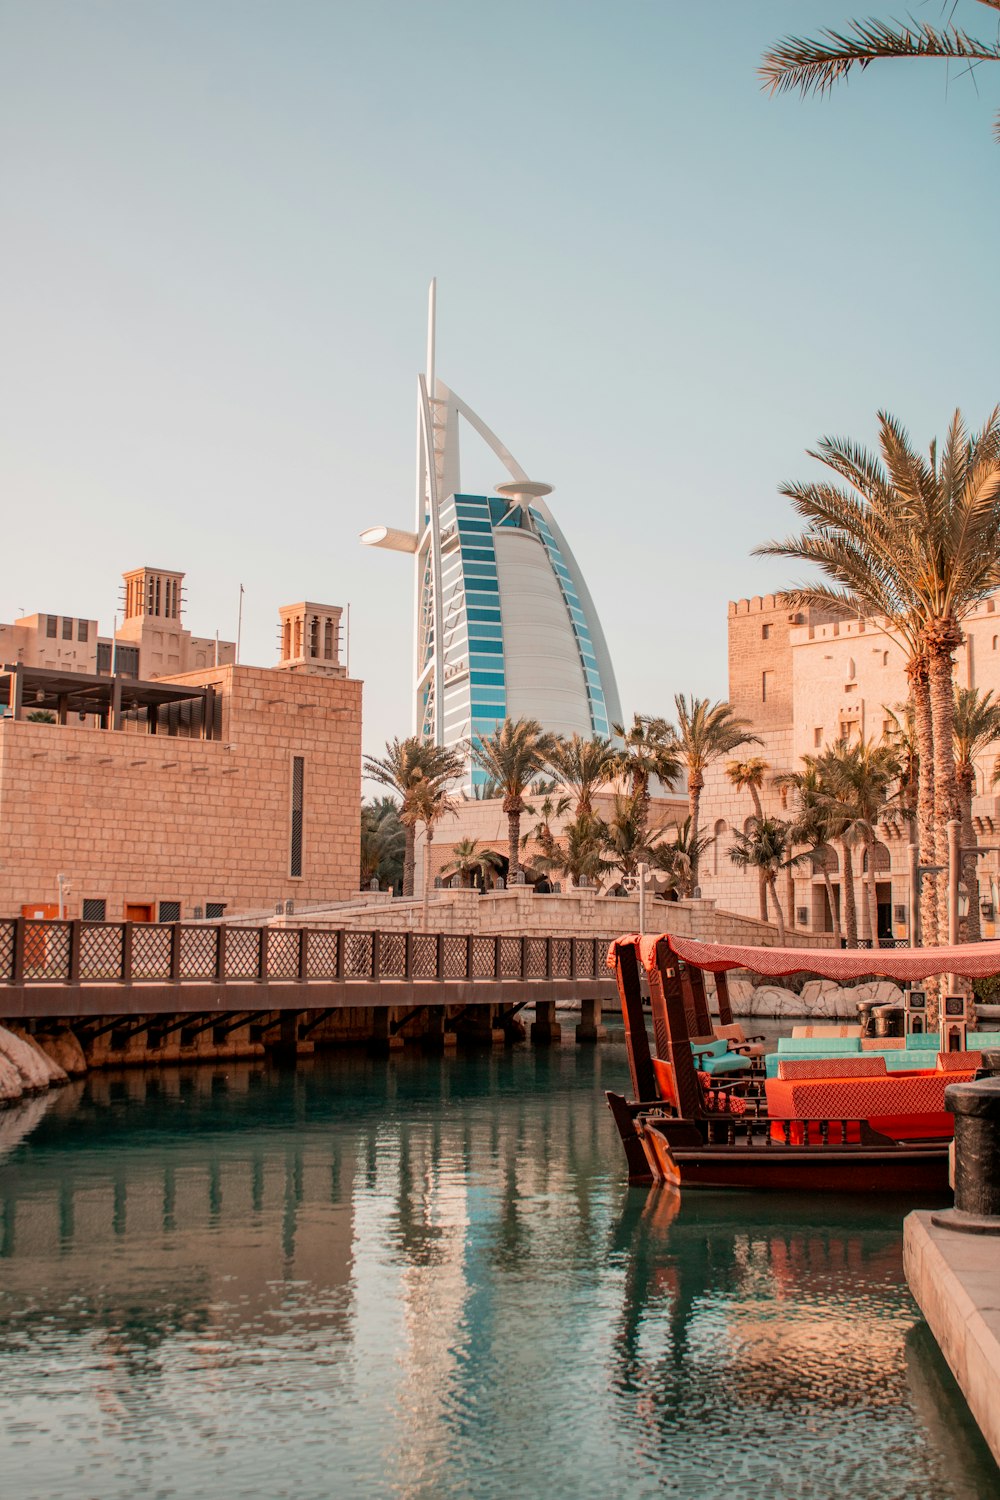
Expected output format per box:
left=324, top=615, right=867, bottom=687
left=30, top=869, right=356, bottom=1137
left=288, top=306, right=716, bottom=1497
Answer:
left=697, top=590, right=1000, bottom=943
left=0, top=662, right=361, bottom=919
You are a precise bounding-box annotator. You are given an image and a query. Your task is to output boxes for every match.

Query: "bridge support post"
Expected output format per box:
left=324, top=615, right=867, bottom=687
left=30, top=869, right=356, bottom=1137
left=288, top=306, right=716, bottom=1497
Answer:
left=267, top=1011, right=300, bottom=1065
left=576, top=997, right=606, bottom=1044
left=422, top=1005, right=457, bottom=1052
left=531, top=998, right=561, bottom=1046
left=369, top=1006, right=404, bottom=1055
left=454, top=1005, right=504, bottom=1047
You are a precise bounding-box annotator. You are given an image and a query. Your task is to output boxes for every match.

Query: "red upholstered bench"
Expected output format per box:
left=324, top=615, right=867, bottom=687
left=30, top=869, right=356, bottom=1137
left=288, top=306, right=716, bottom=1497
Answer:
left=764, top=1070, right=976, bottom=1143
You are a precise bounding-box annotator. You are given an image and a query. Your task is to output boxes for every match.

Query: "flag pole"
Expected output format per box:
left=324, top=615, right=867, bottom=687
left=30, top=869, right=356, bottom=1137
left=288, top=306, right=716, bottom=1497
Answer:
left=236, top=584, right=244, bottom=664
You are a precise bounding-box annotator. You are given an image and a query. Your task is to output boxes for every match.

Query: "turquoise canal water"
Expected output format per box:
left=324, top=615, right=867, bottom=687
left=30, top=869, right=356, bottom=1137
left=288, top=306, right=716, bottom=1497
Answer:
left=0, top=1037, right=997, bottom=1500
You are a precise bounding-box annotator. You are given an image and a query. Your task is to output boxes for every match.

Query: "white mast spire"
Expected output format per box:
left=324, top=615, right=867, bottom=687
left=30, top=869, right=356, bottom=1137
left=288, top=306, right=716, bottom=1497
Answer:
left=426, top=277, right=436, bottom=399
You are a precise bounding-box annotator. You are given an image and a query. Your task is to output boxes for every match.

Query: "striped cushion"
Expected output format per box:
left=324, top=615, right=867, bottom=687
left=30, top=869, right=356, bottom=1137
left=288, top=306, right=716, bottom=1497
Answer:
left=777, top=1057, right=887, bottom=1081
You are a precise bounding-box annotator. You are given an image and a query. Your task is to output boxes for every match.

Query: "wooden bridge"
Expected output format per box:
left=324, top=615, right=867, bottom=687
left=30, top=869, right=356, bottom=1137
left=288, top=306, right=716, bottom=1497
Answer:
left=0, top=919, right=617, bottom=1047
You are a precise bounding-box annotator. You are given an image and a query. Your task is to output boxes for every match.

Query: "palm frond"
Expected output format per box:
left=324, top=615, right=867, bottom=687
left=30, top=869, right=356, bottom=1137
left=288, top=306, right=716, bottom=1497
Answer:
left=761, top=17, right=1000, bottom=98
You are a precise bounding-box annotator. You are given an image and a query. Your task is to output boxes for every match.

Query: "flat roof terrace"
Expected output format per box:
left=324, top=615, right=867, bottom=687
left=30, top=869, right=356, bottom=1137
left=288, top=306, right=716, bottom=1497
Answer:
left=1, top=663, right=216, bottom=738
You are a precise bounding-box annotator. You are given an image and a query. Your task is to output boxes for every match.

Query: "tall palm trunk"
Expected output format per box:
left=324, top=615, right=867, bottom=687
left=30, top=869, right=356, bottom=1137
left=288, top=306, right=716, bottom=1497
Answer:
left=910, top=662, right=937, bottom=948
left=767, top=874, right=787, bottom=945
left=403, top=826, right=416, bottom=898
left=506, top=806, right=522, bottom=881
left=841, top=839, right=858, bottom=947
left=960, top=764, right=981, bottom=943
left=688, top=773, right=704, bottom=890
left=747, top=785, right=768, bottom=922
left=927, top=624, right=964, bottom=941
left=422, top=824, right=435, bottom=930
left=863, top=831, right=881, bottom=949
left=819, top=863, right=841, bottom=944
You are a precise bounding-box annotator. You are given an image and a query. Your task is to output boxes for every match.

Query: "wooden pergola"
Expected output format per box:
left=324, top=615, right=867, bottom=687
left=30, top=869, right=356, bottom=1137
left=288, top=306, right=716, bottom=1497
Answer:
left=0, top=663, right=216, bottom=738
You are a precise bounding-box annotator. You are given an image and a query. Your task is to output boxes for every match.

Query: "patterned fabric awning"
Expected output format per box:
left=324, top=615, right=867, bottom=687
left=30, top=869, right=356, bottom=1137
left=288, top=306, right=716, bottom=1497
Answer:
left=608, top=932, right=1000, bottom=983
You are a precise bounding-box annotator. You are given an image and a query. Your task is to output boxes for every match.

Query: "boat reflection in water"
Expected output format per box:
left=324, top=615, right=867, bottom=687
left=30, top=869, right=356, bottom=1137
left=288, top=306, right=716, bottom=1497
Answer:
left=0, top=1050, right=995, bottom=1500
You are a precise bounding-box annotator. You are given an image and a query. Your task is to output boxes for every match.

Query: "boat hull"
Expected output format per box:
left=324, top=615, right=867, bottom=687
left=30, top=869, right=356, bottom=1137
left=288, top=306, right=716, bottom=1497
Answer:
left=637, top=1116, right=949, bottom=1194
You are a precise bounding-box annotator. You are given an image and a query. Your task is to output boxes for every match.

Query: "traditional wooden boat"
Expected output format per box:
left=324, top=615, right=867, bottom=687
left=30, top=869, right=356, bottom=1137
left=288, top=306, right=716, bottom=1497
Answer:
left=607, top=932, right=1000, bottom=1193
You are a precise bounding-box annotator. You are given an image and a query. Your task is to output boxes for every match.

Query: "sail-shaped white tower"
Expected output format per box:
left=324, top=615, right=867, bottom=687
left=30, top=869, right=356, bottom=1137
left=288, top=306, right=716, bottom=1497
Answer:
left=362, top=282, right=621, bottom=784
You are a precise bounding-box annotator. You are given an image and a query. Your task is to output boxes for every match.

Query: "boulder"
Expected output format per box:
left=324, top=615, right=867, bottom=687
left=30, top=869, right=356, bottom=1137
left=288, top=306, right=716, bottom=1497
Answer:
left=10, top=1027, right=70, bottom=1086
left=0, top=1026, right=66, bottom=1090
left=34, top=1029, right=87, bottom=1077
left=734, top=984, right=804, bottom=1018
left=800, top=979, right=840, bottom=1008
left=0, top=1052, right=24, bottom=1107
left=37, top=1029, right=87, bottom=1076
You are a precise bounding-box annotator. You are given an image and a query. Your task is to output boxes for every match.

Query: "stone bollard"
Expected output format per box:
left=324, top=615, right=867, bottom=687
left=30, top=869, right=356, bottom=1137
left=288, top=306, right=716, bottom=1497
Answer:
left=932, top=1076, right=1000, bottom=1235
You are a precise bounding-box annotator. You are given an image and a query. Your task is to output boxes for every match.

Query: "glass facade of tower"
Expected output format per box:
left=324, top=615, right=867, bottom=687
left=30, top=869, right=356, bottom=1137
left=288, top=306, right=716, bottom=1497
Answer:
left=431, top=492, right=614, bottom=785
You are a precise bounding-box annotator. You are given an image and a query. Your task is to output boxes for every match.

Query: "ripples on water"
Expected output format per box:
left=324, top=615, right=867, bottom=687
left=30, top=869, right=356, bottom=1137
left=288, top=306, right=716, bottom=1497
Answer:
left=0, top=1041, right=996, bottom=1500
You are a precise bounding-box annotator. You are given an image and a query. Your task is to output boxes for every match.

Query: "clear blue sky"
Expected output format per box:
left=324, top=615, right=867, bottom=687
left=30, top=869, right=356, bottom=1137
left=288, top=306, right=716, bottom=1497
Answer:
left=2, top=2, right=998, bottom=759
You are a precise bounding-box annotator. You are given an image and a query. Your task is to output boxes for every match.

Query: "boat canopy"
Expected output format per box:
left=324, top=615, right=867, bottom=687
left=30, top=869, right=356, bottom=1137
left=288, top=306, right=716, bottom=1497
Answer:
left=610, top=933, right=1000, bottom=983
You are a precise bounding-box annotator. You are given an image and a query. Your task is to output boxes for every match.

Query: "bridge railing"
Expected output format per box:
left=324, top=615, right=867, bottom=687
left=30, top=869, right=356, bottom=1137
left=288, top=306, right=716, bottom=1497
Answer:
left=0, top=919, right=613, bottom=987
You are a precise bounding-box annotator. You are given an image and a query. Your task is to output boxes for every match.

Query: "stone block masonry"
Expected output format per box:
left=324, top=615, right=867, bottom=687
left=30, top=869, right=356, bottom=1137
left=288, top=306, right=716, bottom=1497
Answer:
left=0, top=663, right=362, bottom=920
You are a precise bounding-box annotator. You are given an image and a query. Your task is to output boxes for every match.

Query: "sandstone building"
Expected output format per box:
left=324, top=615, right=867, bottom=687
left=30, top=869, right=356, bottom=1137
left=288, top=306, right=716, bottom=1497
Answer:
left=696, top=592, right=1000, bottom=942
left=0, top=578, right=360, bottom=920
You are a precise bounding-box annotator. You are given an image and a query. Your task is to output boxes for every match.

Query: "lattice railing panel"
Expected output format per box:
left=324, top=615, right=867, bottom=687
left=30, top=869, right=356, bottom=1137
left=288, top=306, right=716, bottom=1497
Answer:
left=412, top=935, right=437, bottom=979
left=442, top=936, right=468, bottom=980
left=573, top=939, right=595, bottom=980
left=225, top=928, right=261, bottom=980
left=0, top=921, right=13, bottom=982
left=524, top=938, right=547, bottom=979
left=551, top=938, right=572, bottom=980
left=307, top=930, right=340, bottom=979
left=81, top=923, right=124, bottom=980
left=267, top=929, right=300, bottom=980
left=180, top=926, right=217, bottom=979
left=380, top=934, right=407, bottom=979
left=23, top=921, right=70, bottom=981
left=499, top=937, right=522, bottom=979
left=472, top=936, right=497, bottom=979
left=344, top=932, right=373, bottom=979
left=131, top=925, right=172, bottom=979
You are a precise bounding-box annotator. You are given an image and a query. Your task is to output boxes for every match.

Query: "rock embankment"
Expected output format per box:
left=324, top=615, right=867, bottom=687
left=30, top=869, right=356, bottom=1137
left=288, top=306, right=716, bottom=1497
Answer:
left=0, top=1025, right=79, bottom=1107
left=722, top=976, right=903, bottom=1020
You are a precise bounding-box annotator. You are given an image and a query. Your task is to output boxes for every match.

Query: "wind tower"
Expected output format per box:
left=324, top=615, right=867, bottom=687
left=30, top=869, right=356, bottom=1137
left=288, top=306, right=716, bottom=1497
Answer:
left=361, top=282, right=621, bottom=784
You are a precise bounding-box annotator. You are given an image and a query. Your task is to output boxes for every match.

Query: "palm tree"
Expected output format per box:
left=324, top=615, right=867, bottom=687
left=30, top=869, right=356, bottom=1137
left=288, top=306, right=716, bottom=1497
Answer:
left=728, top=818, right=804, bottom=945
left=672, top=695, right=759, bottom=892
left=647, top=817, right=714, bottom=900
left=726, top=756, right=771, bottom=921
left=560, top=812, right=612, bottom=888
left=756, top=407, right=1000, bottom=948
left=440, top=838, right=504, bottom=890
left=411, top=775, right=458, bottom=927
left=546, top=733, right=614, bottom=817
left=522, top=793, right=571, bottom=876
left=956, top=689, right=1000, bottom=939
left=778, top=759, right=843, bottom=945
left=603, top=791, right=657, bottom=881
left=816, top=738, right=901, bottom=948
left=360, top=797, right=406, bottom=891
left=883, top=701, right=919, bottom=821
left=610, top=714, right=681, bottom=821
left=469, top=718, right=554, bottom=881
left=761, top=4, right=1000, bottom=143
left=363, top=738, right=464, bottom=896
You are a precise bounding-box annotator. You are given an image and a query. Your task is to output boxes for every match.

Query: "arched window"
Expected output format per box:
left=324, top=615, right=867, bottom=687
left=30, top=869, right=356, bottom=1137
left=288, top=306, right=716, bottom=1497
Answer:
left=713, top=819, right=727, bottom=875
left=883, top=651, right=889, bottom=666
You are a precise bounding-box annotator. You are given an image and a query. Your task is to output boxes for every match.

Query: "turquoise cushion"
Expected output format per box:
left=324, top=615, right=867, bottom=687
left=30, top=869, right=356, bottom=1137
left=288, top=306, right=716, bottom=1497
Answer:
left=906, top=1033, right=939, bottom=1050
left=699, top=1052, right=752, bottom=1076
left=968, top=1031, right=1000, bottom=1046
left=777, top=1037, right=861, bottom=1055
left=691, top=1039, right=729, bottom=1059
